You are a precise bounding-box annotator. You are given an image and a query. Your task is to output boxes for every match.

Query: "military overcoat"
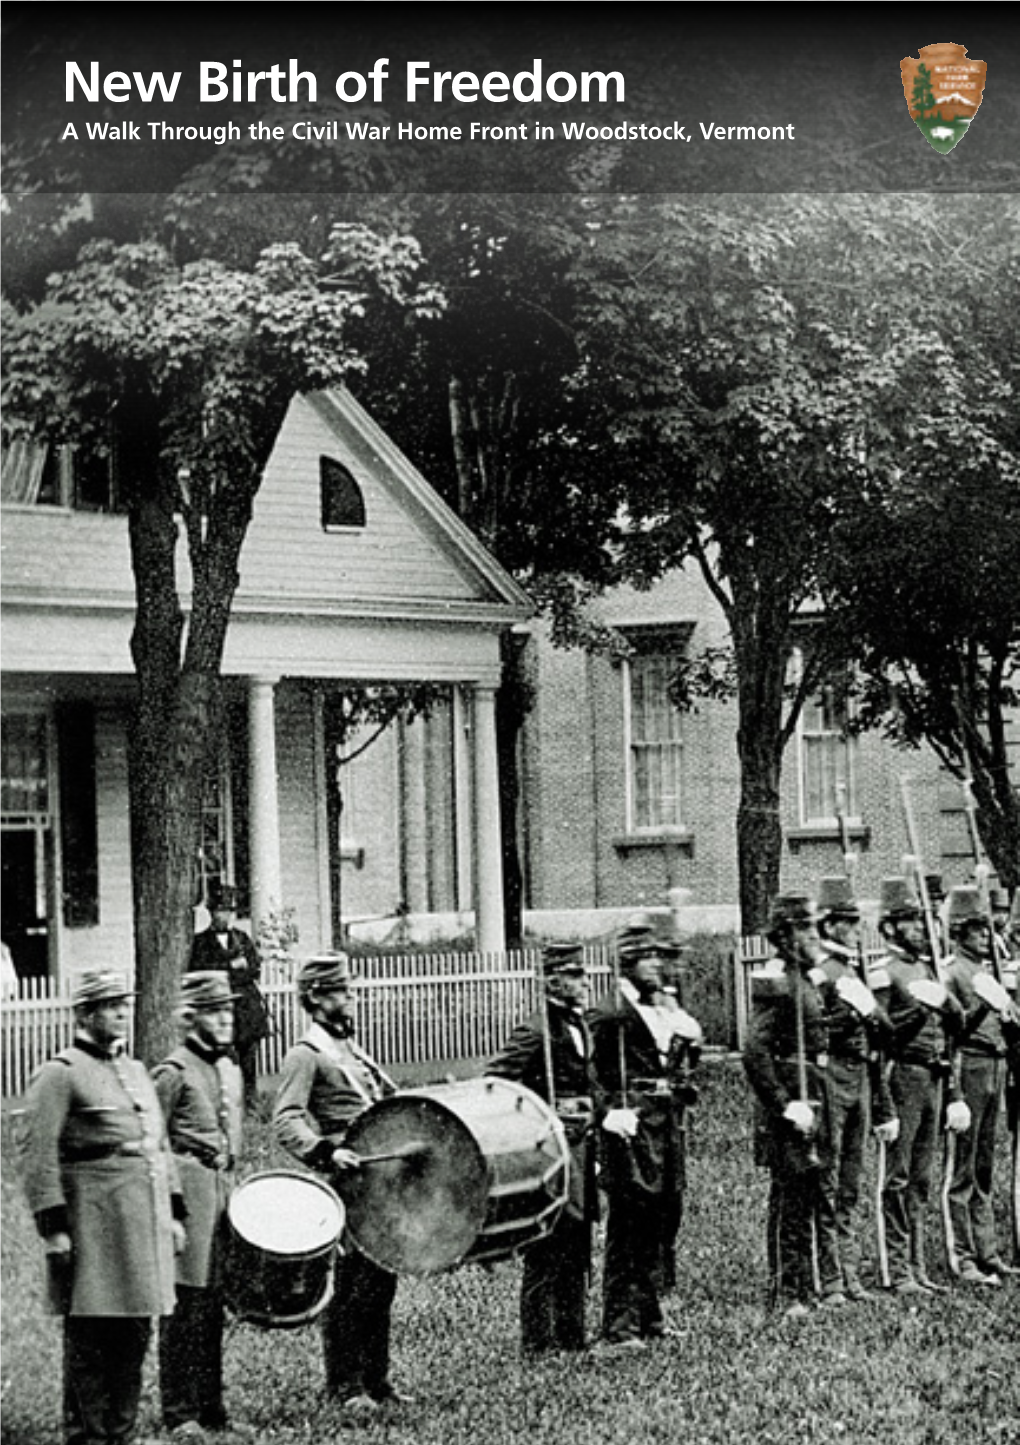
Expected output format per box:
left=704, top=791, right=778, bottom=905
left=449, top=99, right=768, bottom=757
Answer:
left=18, top=1039, right=180, bottom=1317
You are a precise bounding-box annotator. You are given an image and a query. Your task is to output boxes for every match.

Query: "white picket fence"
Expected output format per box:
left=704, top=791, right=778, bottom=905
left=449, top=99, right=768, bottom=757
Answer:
left=1, top=948, right=613, bottom=1097
left=0, top=933, right=886, bottom=1095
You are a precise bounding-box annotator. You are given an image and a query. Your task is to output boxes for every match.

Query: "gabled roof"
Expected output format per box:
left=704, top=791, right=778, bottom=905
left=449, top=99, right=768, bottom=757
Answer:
left=307, top=389, right=532, bottom=614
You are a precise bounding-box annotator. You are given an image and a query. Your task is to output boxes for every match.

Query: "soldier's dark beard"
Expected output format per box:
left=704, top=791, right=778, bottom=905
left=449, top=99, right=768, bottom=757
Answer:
left=321, top=1014, right=356, bottom=1039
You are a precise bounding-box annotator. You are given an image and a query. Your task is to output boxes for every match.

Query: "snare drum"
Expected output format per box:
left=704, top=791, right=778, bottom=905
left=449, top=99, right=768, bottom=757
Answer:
left=342, top=1077, right=569, bottom=1275
left=224, top=1170, right=344, bottom=1328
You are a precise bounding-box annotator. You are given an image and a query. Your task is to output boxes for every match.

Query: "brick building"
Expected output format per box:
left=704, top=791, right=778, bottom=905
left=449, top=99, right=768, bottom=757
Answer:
left=518, top=567, right=1018, bottom=937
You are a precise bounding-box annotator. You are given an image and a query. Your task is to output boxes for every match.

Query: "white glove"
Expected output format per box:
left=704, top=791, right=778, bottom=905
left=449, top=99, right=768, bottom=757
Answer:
left=971, top=972, right=1012, bottom=1015
left=945, top=1100, right=972, bottom=1134
left=835, top=975, right=877, bottom=1018
left=782, top=1101, right=817, bottom=1136
left=670, top=1008, right=703, bottom=1044
left=873, top=1118, right=900, bottom=1145
left=602, top=1108, right=640, bottom=1139
left=907, top=978, right=948, bottom=1012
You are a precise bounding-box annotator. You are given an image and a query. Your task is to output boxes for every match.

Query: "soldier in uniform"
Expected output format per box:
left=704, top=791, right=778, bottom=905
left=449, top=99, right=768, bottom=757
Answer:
left=488, top=941, right=600, bottom=1356
left=942, top=885, right=1020, bottom=1286
left=814, top=877, right=898, bottom=1304
left=17, top=970, right=185, bottom=1445
left=273, top=953, right=409, bottom=1426
left=588, top=924, right=702, bottom=1349
left=188, top=883, right=269, bottom=1107
left=152, top=971, right=245, bottom=1440
left=871, top=877, right=969, bottom=1295
left=742, top=894, right=830, bottom=1319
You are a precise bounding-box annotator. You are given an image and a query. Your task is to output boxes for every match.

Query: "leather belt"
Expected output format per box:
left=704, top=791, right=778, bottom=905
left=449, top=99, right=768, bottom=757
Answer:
left=629, top=1078, right=672, bottom=1096
left=556, top=1095, right=594, bottom=1115
left=62, top=1140, right=144, bottom=1163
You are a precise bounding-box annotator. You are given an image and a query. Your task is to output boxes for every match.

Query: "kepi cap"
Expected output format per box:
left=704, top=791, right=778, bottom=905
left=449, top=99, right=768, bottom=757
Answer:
left=72, top=970, right=135, bottom=1008
left=541, top=942, right=586, bottom=975
left=298, top=952, right=357, bottom=995
left=180, top=971, right=239, bottom=1010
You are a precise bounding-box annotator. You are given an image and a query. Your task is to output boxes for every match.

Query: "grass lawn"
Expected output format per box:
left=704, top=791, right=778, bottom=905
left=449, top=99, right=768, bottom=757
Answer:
left=3, top=1060, right=1018, bottom=1444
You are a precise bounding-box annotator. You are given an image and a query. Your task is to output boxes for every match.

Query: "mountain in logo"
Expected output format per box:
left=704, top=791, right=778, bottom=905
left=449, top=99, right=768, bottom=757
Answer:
left=900, top=42, right=987, bottom=153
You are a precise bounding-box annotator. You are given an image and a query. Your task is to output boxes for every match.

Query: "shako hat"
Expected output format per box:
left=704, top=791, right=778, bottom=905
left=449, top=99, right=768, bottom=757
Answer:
left=297, top=952, right=357, bottom=995
left=541, top=941, right=586, bottom=975
left=816, top=877, right=860, bottom=921
left=878, top=877, right=922, bottom=922
left=988, top=887, right=1010, bottom=913
left=765, top=893, right=817, bottom=939
left=946, top=885, right=987, bottom=932
left=71, top=970, right=135, bottom=1008
left=179, top=971, right=239, bottom=1010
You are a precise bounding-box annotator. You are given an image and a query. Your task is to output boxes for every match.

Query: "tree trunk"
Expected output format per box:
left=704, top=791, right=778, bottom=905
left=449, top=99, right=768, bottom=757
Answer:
left=496, top=632, right=533, bottom=949
left=728, top=568, right=791, bottom=935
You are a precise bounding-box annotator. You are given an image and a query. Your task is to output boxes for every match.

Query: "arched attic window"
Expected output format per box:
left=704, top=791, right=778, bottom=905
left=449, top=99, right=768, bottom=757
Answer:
left=320, top=455, right=366, bottom=531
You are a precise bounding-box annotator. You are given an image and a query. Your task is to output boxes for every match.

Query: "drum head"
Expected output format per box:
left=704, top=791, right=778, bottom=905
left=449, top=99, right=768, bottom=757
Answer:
left=228, top=1171, right=344, bottom=1256
left=343, top=1095, right=489, bottom=1275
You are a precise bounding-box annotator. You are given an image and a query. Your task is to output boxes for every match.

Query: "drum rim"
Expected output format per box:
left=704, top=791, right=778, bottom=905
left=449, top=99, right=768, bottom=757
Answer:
left=227, top=1167, right=345, bottom=1259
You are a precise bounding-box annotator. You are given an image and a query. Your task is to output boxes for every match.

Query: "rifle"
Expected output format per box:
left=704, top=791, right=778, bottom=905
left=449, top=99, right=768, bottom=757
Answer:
left=792, top=960, right=821, bottom=1172
left=834, top=782, right=858, bottom=888
left=898, top=775, right=948, bottom=984
left=960, top=767, right=1006, bottom=987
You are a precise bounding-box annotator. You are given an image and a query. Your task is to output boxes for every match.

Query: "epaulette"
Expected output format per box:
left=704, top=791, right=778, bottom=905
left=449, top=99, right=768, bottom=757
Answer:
left=154, top=1056, right=186, bottom=1072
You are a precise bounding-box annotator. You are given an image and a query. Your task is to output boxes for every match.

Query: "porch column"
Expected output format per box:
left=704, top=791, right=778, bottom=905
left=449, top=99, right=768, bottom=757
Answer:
left=472, top=684, right=505, bottom=955
left=248, top=676, right=282, bottom=935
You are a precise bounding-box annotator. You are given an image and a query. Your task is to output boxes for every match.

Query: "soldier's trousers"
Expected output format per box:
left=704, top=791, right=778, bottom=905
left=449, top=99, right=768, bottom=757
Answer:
left=817, top=1056, right=868, bottom=1295
left=881, top=1062, right=942, bottom=1286
left=159, top=1284, right=226, bottom=1429
left=323, top=1242, right=397, bottom=1401
left=63, top=1316, right=151, bottom=1445
left=602, top=1184, right=672, bottom=1341
left=765, top=1153, right=823, bottom=1308
left=946, top=1054, right=1006, bottom=1272
left=520, top=1212, right=590, bottom=1353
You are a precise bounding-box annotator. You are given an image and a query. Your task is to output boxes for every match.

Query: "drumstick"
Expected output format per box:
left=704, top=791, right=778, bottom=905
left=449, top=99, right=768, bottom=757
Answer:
left=355, top=1142, right=430, bottom=1166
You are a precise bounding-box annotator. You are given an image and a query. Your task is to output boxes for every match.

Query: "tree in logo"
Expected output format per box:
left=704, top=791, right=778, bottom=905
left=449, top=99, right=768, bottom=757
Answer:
left=911, top=62, right=936, bottom=119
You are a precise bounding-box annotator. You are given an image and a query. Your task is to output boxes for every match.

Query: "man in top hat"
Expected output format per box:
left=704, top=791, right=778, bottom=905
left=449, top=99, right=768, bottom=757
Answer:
left=588, top=922, right=702, bottom=1348
left=742, top=893, right=830, bottom=1318
left=17, top=970, right=185, bottom=1445
left=188, top=883, right=269, bottom=1107
left=813, top=878, right=898, bottom=1305
left=488, top=941, right=601, bottom=1356
left=152, top=971, right=245, bottom=1440
left=273, top=953, right=407, bottom=1425
left=870, top=877, right=968, bottom=1295
left=942, top=886, right=1020, bottom=1287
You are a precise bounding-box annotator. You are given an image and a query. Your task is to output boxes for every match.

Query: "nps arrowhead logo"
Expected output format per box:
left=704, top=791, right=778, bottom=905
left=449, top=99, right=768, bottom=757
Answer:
left=900, top=43, right=986, bottom=153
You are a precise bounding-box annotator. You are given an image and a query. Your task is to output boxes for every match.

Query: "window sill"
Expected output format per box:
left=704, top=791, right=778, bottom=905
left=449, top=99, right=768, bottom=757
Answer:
left=786, top=823, right=871, bottom=850
left=613, top=830, right=694, bottom=855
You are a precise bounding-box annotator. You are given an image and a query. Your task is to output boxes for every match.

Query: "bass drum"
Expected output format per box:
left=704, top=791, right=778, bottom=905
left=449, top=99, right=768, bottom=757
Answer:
left=224, top=1170, right=344, bottom=1328
left=342, top=1077, right=569, bottom=1276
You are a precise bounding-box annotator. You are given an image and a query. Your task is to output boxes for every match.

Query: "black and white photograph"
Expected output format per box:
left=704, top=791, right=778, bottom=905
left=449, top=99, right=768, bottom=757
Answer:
left=2, top=6, right=1018, bottom=1443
